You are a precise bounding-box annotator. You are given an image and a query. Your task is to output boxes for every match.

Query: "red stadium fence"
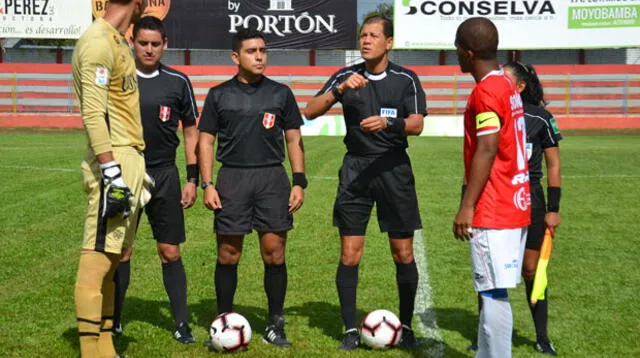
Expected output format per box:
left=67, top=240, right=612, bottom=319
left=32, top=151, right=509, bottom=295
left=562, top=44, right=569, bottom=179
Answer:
left=1, top=64, right=640, bottom=129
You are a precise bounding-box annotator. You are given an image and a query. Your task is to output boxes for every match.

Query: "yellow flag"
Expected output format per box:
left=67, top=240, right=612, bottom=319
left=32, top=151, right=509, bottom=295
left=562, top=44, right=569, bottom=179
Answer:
left=531, top=228, right=554, bottom=304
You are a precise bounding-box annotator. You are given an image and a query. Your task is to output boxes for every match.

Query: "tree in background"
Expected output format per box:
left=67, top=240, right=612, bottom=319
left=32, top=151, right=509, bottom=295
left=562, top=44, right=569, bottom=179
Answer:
left=362, top=3, right=393, bottom=21
left=356, top=2, right=393, bottom=43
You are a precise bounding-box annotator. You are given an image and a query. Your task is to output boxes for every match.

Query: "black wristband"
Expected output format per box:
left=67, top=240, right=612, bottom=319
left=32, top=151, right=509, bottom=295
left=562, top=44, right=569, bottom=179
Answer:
left=331, top=86, right=343, bottom=101
left=547, top=186, right=561, bottom=212
left=186, top=164, right=199, bottom=185
left=385, top=117, right=406, bottom=134
left=292, top=172, right=308, bottom=189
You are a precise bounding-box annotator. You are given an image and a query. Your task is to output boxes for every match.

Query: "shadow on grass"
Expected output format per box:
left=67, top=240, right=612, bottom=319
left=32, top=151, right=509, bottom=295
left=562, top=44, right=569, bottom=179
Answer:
left=435, top=306, right=536, bottom=352
left=288, top=301, right=468, bottom=358
left=62, top=326, right=138, bottom=355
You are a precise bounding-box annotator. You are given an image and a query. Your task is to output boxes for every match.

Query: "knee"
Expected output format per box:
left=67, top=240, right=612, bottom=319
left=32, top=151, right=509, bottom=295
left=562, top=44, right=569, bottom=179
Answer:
left=262, top=245, right=285, bottom=265
left=218, top=246, right=241, bottom=265
left=390, top=244, right=414, bottom=264
left=340, top=247, right=363, bottom=266
left=158, top=245, right=181, bottom=263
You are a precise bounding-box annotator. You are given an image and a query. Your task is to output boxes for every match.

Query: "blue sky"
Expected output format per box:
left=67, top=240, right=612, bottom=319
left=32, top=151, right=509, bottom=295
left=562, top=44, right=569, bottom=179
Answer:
left=358, top=0, right=391, bottom=20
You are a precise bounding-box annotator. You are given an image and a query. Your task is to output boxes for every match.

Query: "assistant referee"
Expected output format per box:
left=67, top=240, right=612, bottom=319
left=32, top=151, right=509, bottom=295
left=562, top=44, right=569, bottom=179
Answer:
left=112, top=16, right=199, bottom=344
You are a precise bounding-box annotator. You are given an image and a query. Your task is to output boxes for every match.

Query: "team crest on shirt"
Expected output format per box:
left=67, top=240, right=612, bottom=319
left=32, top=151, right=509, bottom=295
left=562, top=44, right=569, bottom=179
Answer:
left=95, top=67, right=109, bottom=86
left=159, top=105, right=171, bottom=122
left=525, top=142, right=533, bottom=160
left=263, top=112, right=276, bottom=129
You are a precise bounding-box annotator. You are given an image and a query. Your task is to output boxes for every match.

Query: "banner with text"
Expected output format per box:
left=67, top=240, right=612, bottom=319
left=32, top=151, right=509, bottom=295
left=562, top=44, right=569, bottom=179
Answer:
left=0, top=0, right=92, bottom=39
left=394, top=0, right=640, bottom=49
left=159, top=0, right=357, bottom=49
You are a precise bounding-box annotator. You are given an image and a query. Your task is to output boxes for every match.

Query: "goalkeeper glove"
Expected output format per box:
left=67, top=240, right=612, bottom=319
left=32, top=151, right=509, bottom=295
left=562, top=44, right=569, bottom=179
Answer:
left=100, top=161, right=133, bottom=219
left=139, top=172, right=155, bottom=208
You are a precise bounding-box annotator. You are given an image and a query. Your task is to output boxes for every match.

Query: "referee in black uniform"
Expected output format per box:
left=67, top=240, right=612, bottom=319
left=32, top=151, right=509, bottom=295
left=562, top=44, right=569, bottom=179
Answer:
left=198, top=27, right=306, bottom=348
left=304, top=15, right=426, bottom=350
left=506, top=61, right=562, bottom=355
left=113, top=16, right=198, bottom=343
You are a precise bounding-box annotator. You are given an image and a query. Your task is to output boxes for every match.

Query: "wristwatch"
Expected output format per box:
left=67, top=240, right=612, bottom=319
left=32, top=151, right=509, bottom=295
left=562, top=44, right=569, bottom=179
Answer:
left=201, top=181, right=214, bottom=190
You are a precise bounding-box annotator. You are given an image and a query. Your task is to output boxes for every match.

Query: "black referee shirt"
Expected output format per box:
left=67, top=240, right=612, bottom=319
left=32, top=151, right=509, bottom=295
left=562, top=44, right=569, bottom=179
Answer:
left=524, top=103, right=563, bottom=182
left=317, top=61, right=427, bottom=156
left=138, top=63, right=198, bottom=168
left=198, top=75, right=303, bottom=167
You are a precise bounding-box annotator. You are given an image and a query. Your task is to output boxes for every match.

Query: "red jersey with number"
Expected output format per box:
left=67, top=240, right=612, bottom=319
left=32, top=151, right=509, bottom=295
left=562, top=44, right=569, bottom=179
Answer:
left=463, top=70, right=531, bottom=229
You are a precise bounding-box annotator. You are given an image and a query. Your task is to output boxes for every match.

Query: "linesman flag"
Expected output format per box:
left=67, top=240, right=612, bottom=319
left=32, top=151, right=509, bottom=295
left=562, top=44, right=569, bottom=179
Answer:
left=531, top=228, right=554, bottom=304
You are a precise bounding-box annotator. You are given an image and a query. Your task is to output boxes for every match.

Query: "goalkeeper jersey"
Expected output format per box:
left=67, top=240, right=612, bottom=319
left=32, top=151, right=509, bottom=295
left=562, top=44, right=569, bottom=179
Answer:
left=72, top=18, right=145, bottom=156
left=463, top=69, right=531, bottom=229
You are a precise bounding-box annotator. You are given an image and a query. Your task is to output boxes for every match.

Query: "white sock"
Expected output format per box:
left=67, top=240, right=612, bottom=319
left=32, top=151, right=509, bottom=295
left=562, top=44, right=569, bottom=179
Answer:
left=476, top=290, right=512, bottom=358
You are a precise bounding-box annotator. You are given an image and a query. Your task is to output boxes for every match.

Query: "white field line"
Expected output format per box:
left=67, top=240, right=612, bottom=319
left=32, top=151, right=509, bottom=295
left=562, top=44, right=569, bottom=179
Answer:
left=413, top=229, right=444, bottom=357
left=0, top=165, right=77, bottom=172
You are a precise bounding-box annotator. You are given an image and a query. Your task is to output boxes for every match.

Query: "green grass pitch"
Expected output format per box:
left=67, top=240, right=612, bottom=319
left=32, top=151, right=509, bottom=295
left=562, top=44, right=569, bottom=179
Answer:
left=0, top=132, right=638, bottom=357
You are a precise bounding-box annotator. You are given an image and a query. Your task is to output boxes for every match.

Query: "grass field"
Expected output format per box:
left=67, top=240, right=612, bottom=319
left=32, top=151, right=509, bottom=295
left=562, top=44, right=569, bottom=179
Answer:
left=0, top=132, right=638, bottom=357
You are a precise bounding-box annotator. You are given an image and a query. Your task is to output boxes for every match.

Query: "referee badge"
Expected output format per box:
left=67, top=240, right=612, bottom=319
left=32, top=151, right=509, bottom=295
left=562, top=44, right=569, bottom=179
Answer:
left=263, top=112, right=276, bottom=129
left=159, top=105, right=171, bottom=122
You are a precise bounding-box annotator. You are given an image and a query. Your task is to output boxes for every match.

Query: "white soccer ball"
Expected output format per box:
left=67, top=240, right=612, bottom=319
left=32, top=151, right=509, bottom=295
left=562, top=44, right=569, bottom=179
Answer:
left=360, top=309, right=402, bottom=349
left=209, top=312, right=252, bottom=352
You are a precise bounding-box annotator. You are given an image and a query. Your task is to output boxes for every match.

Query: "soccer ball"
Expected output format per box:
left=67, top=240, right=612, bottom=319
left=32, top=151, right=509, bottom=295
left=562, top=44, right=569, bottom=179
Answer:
left=360, top=309, right=402, bottom=349
left=209, top=312, right=252, bottom=352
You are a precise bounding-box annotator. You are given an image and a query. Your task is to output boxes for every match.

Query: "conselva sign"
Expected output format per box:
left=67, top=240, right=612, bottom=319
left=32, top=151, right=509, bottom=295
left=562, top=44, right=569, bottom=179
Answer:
left=163, top=0, right=356, bottom=49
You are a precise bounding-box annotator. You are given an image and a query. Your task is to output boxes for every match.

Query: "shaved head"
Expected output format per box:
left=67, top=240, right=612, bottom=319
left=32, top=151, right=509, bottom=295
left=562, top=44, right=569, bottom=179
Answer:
left=455, top=17, right=498, bottom=60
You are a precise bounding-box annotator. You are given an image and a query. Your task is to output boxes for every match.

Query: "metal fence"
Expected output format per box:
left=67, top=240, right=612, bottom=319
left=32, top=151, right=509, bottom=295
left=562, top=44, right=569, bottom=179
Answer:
left=1, top=64, right=639, bottom=116
left=1, top=47, right=636, bottom=66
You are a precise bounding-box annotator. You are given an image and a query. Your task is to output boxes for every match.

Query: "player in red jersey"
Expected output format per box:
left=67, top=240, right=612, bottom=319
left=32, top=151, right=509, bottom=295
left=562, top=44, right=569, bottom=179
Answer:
left=452, top=17, right=531, bottom=358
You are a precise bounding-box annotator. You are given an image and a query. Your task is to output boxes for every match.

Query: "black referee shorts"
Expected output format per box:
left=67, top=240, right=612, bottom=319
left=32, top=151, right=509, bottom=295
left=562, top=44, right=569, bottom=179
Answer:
left=527, top=182, right=546, bottom=250
left=333, top=151, right=422, bottom=237
left=144, top=165, right=186, bottom=245
left=214, top=165, right=292, bottom=235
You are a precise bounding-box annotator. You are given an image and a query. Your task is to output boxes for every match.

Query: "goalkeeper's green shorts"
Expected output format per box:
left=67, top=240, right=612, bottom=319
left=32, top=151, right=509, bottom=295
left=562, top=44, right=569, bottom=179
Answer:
left=81, top=146, right=146, bottom=254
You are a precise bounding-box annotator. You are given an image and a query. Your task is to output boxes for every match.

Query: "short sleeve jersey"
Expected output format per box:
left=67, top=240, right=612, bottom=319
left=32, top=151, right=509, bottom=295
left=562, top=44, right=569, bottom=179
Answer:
left=72, top=18, right=144, bottom=155
left=463, top=70, right=531, bottom=229
left=317, top=62, right=427, bottom=156
left=198, top=76, right=303, bottom=167
left=138, top=64, right=199, bottom=168
left=523, top=103, right=563, bottom=182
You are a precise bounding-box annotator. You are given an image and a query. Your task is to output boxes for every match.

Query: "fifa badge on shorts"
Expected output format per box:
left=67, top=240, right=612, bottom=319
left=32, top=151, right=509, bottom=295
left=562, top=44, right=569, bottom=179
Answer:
left=159, top=105, right=171, bottom=122
left=95, top=67, right=109, bottom=86
left=263, top=112, right=276, bottom=129
left=380, top=108, right=397, bottom=118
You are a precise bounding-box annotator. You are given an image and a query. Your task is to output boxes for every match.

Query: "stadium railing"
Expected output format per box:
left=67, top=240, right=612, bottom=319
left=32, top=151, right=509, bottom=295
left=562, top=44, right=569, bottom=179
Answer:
left=1, top=64, right=639, bottom=127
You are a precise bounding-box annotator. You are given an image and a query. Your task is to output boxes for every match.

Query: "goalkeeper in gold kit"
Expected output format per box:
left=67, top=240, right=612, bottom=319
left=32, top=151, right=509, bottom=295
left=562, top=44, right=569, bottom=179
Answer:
left=71, top=1, right=148, bottom=357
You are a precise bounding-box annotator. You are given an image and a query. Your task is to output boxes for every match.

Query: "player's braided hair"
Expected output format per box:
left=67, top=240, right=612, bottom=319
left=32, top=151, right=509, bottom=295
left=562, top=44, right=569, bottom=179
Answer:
left=505, top=61, right=548, bottom=107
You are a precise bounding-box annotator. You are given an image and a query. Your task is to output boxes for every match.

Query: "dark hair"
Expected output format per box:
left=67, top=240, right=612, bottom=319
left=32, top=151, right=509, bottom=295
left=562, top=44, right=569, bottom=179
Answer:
left=232, top=27, right=265, bottom=52
left=455, top=17, right=498, bottom=61
left=504, top=62, right=547, bottom=107
left=362, top=15, right=393, bottom=38
left=133, top=16, right=166, bottom=39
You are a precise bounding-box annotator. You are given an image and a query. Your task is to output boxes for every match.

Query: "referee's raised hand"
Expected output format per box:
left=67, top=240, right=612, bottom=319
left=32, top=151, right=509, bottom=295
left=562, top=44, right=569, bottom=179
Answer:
left=340, top=73, right=368, bottom=92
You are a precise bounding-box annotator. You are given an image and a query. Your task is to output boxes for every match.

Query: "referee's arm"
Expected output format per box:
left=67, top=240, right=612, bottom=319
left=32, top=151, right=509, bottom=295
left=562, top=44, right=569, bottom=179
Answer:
left=303, top=90, right=338, bottom=120
left=197, top=131, right=216, bottom=185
